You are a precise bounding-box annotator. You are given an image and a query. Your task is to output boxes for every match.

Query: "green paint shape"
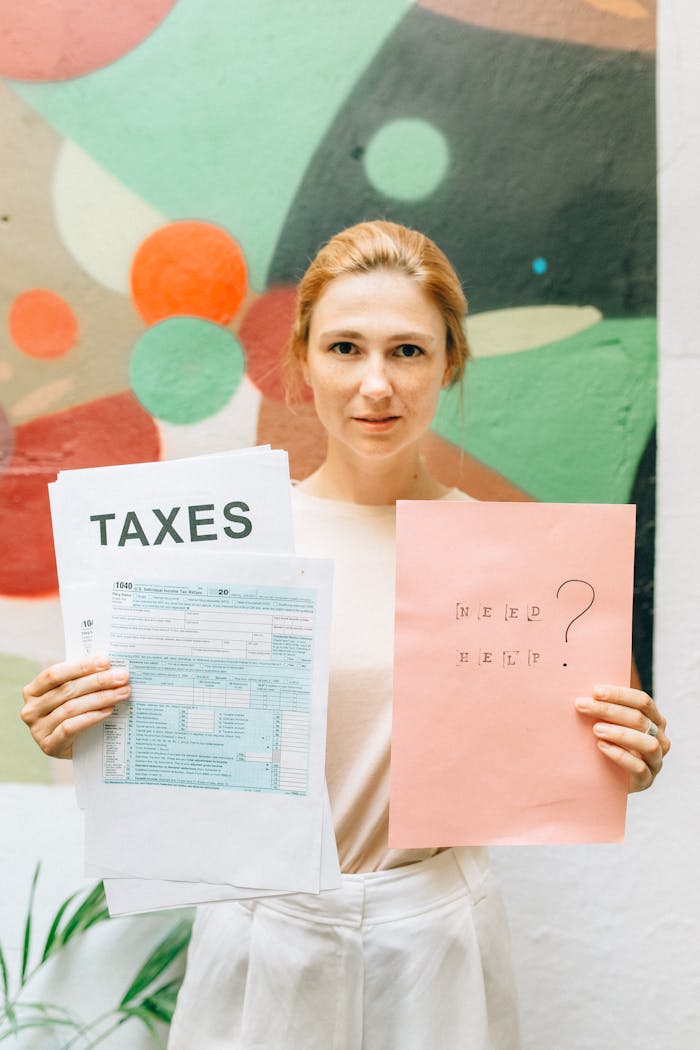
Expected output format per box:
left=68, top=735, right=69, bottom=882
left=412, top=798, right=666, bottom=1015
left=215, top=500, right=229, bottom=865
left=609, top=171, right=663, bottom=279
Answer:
left=434, top=317, right=657, bottom=504
left=0, top=653, right=51, bottom=784
left=10, top=0, right=413, bottom=289
left=130, top=317, right=245, bottom=424
left=365, top=118, right=449, bottom=201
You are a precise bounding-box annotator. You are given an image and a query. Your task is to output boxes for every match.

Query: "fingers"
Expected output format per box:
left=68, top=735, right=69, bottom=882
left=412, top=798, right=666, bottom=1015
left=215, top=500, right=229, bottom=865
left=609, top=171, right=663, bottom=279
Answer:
left=38, top=704, right=120, bottom=760
left=36, top=679, right=131, bottom=738
left=592, top=719, right=662, bottom=758
left=23, top=657, right=128, bottom=713
left=592, top=709, right=669, bottom=762
left=576, top=684, right=664, bottom=731
left=24, top=655, right=110, bottom=702
left=575, top=684, right=670, bottom=793
left=595, top=740, right=655, bottom=792
left=21, top=656, right=131, bottom=760
left=593, top=722, right=664, bottom=780
left=575, top=687, right=669, bottom=752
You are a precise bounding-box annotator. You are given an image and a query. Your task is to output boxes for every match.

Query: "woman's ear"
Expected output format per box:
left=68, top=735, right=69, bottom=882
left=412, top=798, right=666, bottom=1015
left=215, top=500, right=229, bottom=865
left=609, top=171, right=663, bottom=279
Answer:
left=442, top=360, right=455, bottom=388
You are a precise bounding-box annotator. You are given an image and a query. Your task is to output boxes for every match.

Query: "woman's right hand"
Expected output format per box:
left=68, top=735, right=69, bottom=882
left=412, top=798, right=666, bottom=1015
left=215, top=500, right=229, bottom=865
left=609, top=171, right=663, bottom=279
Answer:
left=21, top=656, right=131, bottom=760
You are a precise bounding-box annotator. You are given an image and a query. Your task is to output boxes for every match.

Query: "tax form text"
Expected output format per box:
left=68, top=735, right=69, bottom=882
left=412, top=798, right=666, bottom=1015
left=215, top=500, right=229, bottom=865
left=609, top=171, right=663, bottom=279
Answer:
left=106, top=579, right=317, bottom=795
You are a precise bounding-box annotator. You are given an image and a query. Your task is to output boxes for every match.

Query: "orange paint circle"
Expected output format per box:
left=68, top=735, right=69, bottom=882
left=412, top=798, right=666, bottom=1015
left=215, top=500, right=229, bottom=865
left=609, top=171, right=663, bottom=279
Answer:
left=8, top=290, right=78, bottom=359
left=131, top=221, right=248, bottom=325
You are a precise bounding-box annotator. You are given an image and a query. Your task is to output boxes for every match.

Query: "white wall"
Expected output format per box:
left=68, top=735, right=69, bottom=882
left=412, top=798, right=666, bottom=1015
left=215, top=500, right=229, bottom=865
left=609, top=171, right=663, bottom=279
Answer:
left=1, top=3, right=698, bottom=1047
left=492, top=3, right=700, bottom=1046
left=0, top=786, right=185, bottom=1049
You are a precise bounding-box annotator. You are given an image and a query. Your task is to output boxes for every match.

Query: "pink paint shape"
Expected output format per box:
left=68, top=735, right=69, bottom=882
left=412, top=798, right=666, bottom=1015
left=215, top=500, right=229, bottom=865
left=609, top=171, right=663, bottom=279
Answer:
left=389, top=501, right=635, bottom=847
left=0, top=0, right=179, bottom=81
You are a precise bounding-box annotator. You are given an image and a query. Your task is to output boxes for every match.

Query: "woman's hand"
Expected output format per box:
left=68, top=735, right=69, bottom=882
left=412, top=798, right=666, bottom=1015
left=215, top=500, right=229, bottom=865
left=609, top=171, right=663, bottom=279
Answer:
left=21, top=656, right=131, bottom=760
left=575, top=685, right=670, bottom=793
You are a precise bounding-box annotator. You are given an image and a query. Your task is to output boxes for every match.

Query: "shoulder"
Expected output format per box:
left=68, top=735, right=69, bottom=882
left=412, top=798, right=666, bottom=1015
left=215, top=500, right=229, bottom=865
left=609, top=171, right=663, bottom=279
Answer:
left=440, top=488, right=478, bottom=503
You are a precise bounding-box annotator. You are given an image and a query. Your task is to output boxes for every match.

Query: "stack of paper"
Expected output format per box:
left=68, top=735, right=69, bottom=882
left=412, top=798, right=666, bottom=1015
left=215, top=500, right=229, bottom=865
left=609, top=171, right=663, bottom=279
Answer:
left=49, top=447, right=340, bottom=915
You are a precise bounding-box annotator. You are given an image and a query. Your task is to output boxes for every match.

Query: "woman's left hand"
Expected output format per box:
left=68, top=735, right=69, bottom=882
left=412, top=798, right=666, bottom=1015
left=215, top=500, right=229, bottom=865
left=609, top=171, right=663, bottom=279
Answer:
left=574, top=685, right=670, bottom=793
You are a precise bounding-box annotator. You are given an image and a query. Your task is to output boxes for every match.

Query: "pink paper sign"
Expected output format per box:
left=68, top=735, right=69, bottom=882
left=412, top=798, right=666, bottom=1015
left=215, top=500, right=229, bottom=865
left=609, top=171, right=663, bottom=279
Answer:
left=389, top=501, right=635, bottom=846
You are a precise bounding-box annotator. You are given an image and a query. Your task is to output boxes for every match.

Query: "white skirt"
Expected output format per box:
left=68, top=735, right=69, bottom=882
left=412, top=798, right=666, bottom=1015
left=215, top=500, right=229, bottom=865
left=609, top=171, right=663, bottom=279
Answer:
left=168, top=848, right=520, bottom=1050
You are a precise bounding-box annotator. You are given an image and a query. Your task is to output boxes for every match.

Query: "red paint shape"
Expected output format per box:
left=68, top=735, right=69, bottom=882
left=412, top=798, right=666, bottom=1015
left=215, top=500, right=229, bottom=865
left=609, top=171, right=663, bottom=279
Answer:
left=0, top=392, right=160, bottom=598
left=421, top=430, right=533, bottom=501
left=0, top=0, right=178, bottom=81
left=131, top=221, right=248, bottom=326
left=0, top=405, right=13, bottom=478
left=256, top=395, right=326, bottom=480
left=239, top=286, right=312, bottom=403
left=8, top=289, right=78, bottom=360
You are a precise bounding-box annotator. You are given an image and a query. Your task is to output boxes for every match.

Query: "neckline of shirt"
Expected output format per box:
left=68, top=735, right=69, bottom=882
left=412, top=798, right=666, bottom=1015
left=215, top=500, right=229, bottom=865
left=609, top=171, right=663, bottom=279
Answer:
left=291, top=482, right=470, bottom=516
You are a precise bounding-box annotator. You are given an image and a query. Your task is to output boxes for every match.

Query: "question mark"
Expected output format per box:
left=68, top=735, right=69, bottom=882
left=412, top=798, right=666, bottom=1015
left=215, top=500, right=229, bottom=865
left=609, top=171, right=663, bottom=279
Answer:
left=556, top=579, right=596, bottom=666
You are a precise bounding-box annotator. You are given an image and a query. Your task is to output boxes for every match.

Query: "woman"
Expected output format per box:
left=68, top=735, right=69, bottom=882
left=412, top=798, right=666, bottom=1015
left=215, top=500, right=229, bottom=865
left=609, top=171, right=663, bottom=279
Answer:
left=21, top=221, right=670, bottom=1050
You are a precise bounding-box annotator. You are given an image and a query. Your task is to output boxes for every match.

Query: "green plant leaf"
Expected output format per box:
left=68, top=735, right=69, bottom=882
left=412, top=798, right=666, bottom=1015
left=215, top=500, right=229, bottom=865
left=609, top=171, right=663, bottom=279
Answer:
left=59, top=881, right=109, bottom=946
left=0, top=1012, right=84, bottom=1041
left=120, top=1004, right=164, bottom=1044
left=79, top=906, right=111, bottom=934
left=127, top=977, right=182, bottom=1023
left=119, top=919, right=192, bottom=1007
left=19, top=863, right=41, bottom=988
left=0, top=997, right=82, bottom=1042
left=15, top=999, right=82, bottom=1022
left=0, top=940, right=11, bottom=1008
left=40, top=889, right=80, bottom=963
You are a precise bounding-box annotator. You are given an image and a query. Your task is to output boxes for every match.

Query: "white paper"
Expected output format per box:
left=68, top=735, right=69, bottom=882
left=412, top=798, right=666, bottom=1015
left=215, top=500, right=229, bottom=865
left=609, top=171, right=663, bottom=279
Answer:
left=49, top=447, right=295, bottom=592
left=77, top=549, right=333, bottom=892
left=53, top=447, right=296, bottom=805
left=103, top=790, right=341, bottom=916
left=50, top=448, right=341, bottom=911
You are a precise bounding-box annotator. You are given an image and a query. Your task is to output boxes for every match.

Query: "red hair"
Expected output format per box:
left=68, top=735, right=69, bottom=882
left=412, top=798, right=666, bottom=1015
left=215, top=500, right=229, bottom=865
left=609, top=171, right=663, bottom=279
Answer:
left=285, top=220, right=469, bottom=399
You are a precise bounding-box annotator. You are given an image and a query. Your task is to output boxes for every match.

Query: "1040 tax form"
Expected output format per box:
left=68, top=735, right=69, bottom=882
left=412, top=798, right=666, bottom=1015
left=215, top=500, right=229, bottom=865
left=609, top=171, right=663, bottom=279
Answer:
left=50, top=449, right=339, bottom=910
left=79, top=549, right=334, bottom=894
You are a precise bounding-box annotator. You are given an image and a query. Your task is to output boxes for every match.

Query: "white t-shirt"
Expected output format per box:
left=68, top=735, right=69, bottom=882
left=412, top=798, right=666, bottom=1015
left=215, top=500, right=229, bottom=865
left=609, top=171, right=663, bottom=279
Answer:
left=291, top=484, right=475, bottom=873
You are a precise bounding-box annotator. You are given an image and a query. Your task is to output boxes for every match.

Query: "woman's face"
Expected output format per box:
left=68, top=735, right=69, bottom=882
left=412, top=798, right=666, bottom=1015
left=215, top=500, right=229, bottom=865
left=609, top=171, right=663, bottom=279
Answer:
left=303, top=269, right=451, bottom=464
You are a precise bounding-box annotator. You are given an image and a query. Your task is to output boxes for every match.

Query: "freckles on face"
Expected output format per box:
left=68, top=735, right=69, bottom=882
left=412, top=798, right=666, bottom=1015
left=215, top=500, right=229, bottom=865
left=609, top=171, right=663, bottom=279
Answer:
left=303, top=269, right=451, bottom=457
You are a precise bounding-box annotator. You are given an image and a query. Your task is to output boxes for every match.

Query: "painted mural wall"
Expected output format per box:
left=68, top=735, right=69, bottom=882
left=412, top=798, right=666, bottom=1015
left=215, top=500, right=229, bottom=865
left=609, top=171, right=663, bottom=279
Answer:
left=0, top=0, right=657, bottom=791
left=0, top=2, right=677, bottom=1048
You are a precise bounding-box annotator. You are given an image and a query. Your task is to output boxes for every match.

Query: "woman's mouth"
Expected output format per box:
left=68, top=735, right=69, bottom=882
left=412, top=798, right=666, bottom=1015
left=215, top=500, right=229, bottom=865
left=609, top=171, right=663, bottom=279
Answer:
left=353, top=415, right=400, bottom=431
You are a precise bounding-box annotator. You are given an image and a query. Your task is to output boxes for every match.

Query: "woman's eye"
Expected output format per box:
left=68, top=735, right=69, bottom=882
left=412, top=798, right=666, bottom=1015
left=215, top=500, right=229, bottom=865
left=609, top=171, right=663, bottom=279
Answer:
left=330, top=342, right=356, bottom=355
left=395, top=344, right=423, bottom=358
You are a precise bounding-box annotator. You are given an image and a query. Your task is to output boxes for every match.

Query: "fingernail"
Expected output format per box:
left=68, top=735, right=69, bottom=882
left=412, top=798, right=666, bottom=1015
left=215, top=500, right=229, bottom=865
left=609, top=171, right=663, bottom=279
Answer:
left=112, top=669, right=129, bottom=685
left=597, top=740, right=613, bottom=751
left=94, top=655, right=110, bottom=669
left=593, top=723, right=607, bottom=736
left=575, top=697, right=592, bottom=712
left=593, top=685, right=609, bottom=699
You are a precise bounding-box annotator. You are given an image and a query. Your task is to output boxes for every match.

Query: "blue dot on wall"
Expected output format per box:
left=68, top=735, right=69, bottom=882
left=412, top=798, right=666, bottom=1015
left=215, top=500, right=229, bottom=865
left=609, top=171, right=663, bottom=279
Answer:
left=532, top=257, right=548, bottom=275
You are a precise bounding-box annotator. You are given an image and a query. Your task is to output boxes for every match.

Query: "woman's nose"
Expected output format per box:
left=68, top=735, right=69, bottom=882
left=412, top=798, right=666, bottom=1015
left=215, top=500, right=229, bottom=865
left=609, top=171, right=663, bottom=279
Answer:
left=359, top=356, right=392, bottom=398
